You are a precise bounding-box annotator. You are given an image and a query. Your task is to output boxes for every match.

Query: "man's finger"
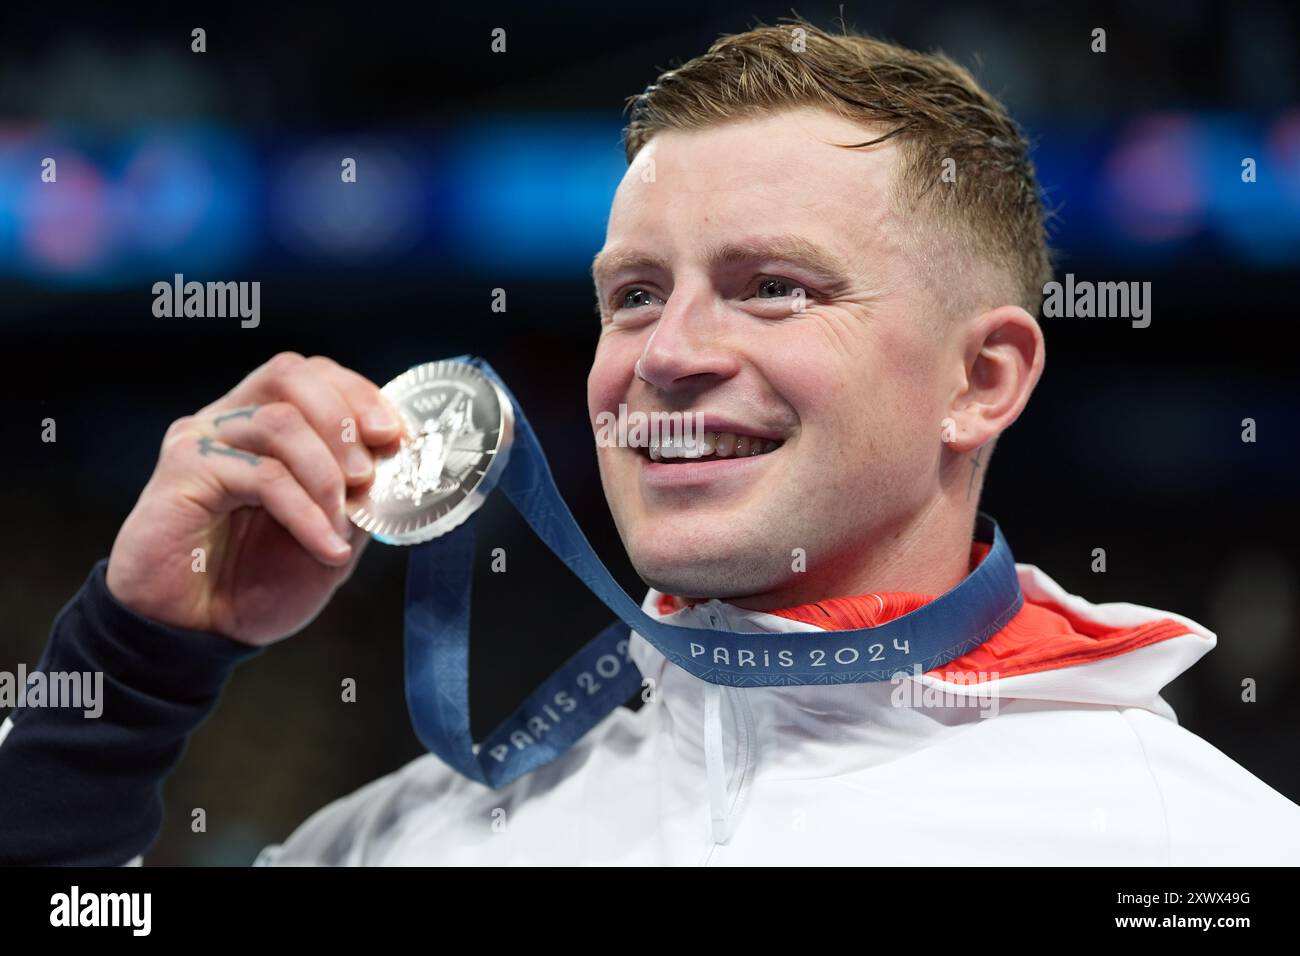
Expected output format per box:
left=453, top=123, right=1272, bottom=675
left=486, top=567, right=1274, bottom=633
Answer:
left=304, top=355, right=405, bottom=446
left=161, top=432, right=353, bottom=567
left=209, top=402, right=351, bottom=537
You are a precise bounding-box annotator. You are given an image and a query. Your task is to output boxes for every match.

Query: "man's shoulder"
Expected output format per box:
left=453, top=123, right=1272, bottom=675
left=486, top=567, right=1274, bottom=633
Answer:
left=1116, top=706, right=1300, bottom=863
left=255, top=702, right=653, bottom=865
left=253, top=752, right=456, bottom=865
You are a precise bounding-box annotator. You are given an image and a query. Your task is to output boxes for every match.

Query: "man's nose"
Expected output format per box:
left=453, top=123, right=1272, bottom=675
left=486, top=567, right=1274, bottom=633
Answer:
left=634, top=286, right=740, bottom=391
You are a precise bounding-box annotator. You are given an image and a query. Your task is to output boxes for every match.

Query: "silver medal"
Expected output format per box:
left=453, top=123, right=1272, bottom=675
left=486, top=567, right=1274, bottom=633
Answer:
left=348, top=360, right=514, bottom=545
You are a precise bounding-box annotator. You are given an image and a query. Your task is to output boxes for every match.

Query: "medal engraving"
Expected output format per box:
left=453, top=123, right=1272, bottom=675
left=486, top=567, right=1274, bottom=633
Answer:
left=349, top=360, right=513, bottom=545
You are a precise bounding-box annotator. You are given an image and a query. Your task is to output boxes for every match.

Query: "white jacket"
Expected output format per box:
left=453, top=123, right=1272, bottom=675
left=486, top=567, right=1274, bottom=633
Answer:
left=256, top=561, right=1300, bottom=865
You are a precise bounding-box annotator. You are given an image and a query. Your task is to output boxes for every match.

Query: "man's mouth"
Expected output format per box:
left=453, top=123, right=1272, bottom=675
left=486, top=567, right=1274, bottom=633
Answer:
left=642, top=431, right=783, bottom=463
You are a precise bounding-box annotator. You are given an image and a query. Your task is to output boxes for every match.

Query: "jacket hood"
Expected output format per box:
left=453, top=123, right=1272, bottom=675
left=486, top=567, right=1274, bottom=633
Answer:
left=627, top=561, right=1215, bottom=845
left=636, top=561, right=1214, bottom=718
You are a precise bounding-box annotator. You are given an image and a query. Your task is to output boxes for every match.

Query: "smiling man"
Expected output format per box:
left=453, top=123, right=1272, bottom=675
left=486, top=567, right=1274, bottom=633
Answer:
left=589, top=100, right=1035, bottom=610
left=2, top=20, right=1299, bottom=867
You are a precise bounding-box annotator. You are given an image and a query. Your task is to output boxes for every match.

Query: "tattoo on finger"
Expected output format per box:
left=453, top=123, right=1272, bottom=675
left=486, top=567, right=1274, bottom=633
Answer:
left=213, top=405, right=259, bottom=427
left=197, top=435, right=261, bottom=465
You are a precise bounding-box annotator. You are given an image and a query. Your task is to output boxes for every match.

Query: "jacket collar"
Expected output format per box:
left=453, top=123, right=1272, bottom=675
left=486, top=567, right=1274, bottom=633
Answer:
left=623, top=517, right=1211, bottom=848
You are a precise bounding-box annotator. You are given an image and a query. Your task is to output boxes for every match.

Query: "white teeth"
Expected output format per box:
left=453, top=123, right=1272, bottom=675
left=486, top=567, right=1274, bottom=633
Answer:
left=646, top=430, right=781, bottom=462
left=649, top=433, right=714, bottom=460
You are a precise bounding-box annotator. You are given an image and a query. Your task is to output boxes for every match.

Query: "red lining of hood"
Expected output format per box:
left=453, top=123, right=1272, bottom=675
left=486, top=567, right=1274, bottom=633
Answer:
left=655, top=540, right=1192, bottom=681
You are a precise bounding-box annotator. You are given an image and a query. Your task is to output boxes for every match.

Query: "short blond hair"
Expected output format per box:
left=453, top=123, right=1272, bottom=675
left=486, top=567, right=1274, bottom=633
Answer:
left=622, top=17, right=1052, bottom=318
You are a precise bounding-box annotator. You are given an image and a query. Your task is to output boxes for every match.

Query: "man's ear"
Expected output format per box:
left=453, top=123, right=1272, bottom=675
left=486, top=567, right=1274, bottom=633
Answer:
left=944, top=305, right=1045, bottom=455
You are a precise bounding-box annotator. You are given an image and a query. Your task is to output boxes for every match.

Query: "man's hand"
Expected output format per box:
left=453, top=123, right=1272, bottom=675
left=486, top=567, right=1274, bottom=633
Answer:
left=105, top=352, right=404, bottom=646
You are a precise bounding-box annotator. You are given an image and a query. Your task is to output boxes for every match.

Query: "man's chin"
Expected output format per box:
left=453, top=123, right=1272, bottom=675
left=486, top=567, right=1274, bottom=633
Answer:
left=630, top=545, right=789, bottom=604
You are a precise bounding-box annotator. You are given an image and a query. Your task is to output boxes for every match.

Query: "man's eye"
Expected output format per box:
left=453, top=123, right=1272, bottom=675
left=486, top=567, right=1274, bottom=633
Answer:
left=619, top=288, right=659, bottom=309
left=755, top=278, right=794, bottom=298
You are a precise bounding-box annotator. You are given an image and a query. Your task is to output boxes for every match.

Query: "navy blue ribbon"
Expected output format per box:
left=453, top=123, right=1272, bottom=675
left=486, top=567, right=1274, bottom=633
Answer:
left=405, top=356, right=1023, bottom=789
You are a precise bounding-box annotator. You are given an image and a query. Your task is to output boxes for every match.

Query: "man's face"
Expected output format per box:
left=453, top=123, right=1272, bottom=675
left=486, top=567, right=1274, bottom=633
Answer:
left=588, top=107, right=959, bottom=605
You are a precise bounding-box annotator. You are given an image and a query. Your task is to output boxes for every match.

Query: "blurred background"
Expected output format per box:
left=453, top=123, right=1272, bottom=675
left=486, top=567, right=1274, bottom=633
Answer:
left=1, top=0, right=1297, bottom=864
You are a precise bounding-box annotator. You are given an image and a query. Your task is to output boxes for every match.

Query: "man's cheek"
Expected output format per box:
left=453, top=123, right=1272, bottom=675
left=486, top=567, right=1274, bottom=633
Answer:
left=586, top=352, right=623, bottom=418
left=594, top=445, right=623, bottom=488
left=821, top=421, right=892, bottom=491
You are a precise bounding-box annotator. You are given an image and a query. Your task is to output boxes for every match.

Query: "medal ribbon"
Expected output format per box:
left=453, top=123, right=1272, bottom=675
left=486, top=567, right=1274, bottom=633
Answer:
left=405, top=357, right=1023, bottom=788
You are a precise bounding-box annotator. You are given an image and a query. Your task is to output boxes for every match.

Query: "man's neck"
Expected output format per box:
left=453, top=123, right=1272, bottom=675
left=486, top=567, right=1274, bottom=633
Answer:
left=711, top=500, right=976, bottom=613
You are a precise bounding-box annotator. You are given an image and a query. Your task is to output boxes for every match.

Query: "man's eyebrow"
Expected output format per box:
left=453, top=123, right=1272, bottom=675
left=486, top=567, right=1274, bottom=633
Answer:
left=704, top=236, right=854, bottom=287
left=590, top=248, right=667, bottom=288
left=590, top=235, right=854, bottom=291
